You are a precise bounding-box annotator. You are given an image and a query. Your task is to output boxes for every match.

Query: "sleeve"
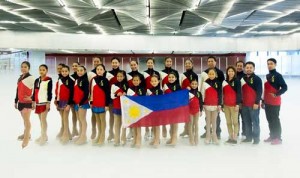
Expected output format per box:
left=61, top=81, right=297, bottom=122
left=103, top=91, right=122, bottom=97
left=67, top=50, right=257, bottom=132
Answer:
left=255, top=77, right=263, bottom=104
left=175, top=71, right=180, bottom=85
left=47, top=79, right=53, bottom=102
left=140, top=74, right=146, bottom=89
left=55, top=81, right=58, bottom=100
left=275, top=74, right=288, bottom=96
left=219, top=70, right=225, bottom=83
left=104, top=79, right=111, bottom=106
left=199, top=92, right=204, bottom=112
left=111, top=84, right=118, bottom=99
left=90, top=79, right=95, bottom=104
left=68, top=79, right=74, bottom=105
left=15, top=88, right=18, bottom=104
left=217, top=82, right=223, bottom=106
left=31, top=79, right=38, bottom=102
left=236, top=79, right=242, bottom=105
left=79, top=79, right=90, bottom=106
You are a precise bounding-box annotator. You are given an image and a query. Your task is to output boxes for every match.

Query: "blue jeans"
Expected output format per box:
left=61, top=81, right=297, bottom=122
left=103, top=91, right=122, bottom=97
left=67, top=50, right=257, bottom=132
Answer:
left=242, top=106, right=260, bottom=142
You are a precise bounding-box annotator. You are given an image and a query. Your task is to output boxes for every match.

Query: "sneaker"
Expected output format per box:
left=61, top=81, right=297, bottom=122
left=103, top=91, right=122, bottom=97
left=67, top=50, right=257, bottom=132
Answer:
left=264, top=137, right=273, bottom=142
left=231, top=140, right=238, bottom=144
left=271, top=138, right=282, bottom=145
left=242, top=138, right=252, bottom=143
left=200, top=132, right=206, bottom=138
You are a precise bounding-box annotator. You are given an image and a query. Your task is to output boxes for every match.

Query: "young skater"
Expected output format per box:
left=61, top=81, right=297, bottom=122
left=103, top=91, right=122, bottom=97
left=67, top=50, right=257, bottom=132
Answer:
left=70, top=62, right=79, bottom=138
left=90, top=64, right=110, bottom=145
left=180, top=59, right=199, bottom=137
left=160, top=57, right=179, bottom=138
left=89, top=57, right=102, bottom=140
left=107, top=57, right=121, bottom=142
left=201, top=68, right=222, bottom=145
left=111, top=70, right=128, bottom=146
left=147, top=75, right=163, bottom=147
left=262, top=58, right=287, bottom=145
left=144, top=58, right=160, bottom=90
left=15, top=61, right=35, bottom=148
left=55, top=65, right=74, bottom=144
left=127, top=74, right=146, bottom=148
left=32, top=64, right=52, bottom=146
left=241, top=61, right=262, bottom=144
left=73, top=65, right=90, bottom=145
left=222, top=66, right=241, bottom=144
left=54, top=63, right=66, bottom=138
left=163, top=72, right=181, bottom=146
left=188, top=79, right=203, bottom=146
left=126, top=60, right=146, bottom=140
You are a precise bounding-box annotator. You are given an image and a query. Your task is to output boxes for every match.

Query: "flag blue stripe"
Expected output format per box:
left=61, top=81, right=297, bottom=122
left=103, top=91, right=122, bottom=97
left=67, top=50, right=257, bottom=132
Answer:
left=125, top=89, right=189, bottom=111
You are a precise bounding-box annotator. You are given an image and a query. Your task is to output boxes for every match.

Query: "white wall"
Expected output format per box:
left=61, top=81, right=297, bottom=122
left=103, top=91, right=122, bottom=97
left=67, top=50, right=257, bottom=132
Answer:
left=0, top=31, right=299, bottom=52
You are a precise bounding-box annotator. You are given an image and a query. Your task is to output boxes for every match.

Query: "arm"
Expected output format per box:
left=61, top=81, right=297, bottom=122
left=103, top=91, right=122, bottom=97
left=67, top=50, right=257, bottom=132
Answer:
left=217, top=82, right=223, bottom=106
left=276, top=74, right=288, bottom=96
left=104, top=79, right=111, bottom=106
left=236, top=79, right=242, bottom=105
left=68, top=79, right=74, bottom=105
left=199, top=92, right=204, bottom=112
left=47, top=79, right=53, bottom=102
left=79, top=79, right=90, bottom=106
left=255, top=76, right=263, bottom=104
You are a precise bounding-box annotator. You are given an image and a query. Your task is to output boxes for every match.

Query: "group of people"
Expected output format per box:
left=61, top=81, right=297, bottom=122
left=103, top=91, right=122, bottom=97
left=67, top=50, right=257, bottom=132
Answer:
left=14, top=56, right=287, bottom=149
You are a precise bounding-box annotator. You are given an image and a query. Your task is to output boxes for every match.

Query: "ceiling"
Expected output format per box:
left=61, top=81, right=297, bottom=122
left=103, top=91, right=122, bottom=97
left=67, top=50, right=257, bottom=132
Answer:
left=0, top=0, right=299, bottom=37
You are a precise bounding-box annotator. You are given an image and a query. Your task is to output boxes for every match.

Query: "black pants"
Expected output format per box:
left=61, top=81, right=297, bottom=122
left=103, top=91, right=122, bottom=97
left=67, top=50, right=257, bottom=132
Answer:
left=204, top=112, right=221, bottom=136
left=238, top=109, right=246, bottom=136
left=265, top=104, right=281, bottom=140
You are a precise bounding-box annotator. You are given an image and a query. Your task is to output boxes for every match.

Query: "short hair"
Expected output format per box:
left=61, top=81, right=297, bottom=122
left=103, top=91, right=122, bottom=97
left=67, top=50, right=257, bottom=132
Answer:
left=39, top=64, right=48, bottom=70
left=21, top=61, right=31, bottom=69
left=236, top=60, right=245, bottom=66
left=267, top=58, right=277, bottom=64
left=207, top=56, right=217, bottom=62
left=245, top=61, right=255, bottom=68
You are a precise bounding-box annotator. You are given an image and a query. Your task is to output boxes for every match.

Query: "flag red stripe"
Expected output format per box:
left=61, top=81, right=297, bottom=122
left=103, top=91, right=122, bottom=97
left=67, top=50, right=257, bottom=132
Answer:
left=128, top=105, right=189, bottom=128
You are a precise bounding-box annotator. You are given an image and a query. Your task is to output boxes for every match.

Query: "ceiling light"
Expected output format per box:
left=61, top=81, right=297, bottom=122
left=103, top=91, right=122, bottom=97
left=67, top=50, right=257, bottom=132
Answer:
left=93, top=24, right=106, bottom=34
left=260, top=10, right=282, bottom=14
left=60, top=49, right=76, bottom=53
left=123, top=31, right=135, bottom=35
left=76, top=31, right=85, bottom=34
left=194, top=22, right=211, bottom=35
left=92, top=0, right=101, bottom=9
left=0, top=27, right=7, bottom=30
left=216, top=30, right=227, bottom=34
left=213, top=0, right=236, bottom=25
left=57, top=0, right=65, bottom=7
left=0, top=21, right=16, bottom=24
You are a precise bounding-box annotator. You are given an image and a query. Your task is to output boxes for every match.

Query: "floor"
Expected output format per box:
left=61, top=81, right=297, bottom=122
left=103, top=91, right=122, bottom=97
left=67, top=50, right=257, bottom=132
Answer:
left=0, top=72, right=299, bottom=178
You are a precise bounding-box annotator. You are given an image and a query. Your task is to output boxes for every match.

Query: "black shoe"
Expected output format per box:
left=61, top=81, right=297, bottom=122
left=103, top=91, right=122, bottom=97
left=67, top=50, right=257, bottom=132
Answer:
left=253, top=140, right=260, bottom=145
left=242, top=138, right=252, bottom=143
left=200, top=132, right=206, bottom=138
left=225, top=139, right=233, bottom=144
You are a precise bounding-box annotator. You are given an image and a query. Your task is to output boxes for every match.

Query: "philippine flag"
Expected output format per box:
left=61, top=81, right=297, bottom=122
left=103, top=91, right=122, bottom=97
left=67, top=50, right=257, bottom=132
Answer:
left=120, top=90, right=189, bottom=128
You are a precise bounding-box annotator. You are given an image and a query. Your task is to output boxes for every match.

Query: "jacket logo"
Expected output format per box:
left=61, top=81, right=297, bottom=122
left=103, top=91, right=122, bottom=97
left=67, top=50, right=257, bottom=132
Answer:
left=214, top=83, right=218, bottom=88
left=197, top=92, right=200, bottom=97
left=190, top=75, right=193, bottom=80
left=66, top=80, right=68, bottom=86
left=173, top=85, right=176, bottom=90
left=271, top=76, right=275, bottom=83
left=250, top=78, right=253, bottom=84
left=231, top=82, right=234, bottom=87
left=79, top=81, right=82, bottom=87
left=138, top=89, right=142, bottom=95
left=155, top=90, right=158, bottom=95
left=100, top=80, right=103, bottom=86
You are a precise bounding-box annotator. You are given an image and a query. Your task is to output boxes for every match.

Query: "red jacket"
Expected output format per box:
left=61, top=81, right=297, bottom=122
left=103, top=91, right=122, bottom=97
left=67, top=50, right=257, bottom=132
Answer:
left=15, top=73, right=35, bottom=104
left=111, top=81, right=128, bottom=109
left=202, top=79, right=222, bottom=106
left=90, top=75, right=110, bottom=107
left=55, top=76, right=74, bottom=104
left=73, top=73, right=89, bottom=105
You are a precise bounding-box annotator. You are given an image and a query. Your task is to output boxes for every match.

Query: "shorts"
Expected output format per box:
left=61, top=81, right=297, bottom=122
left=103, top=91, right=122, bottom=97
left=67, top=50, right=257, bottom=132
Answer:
left=113, top=108, right=121, bottom=115
left=92, top=107, right=105, bottom=114
left=17, top=103, right=32, bottom=111
left=35, top=105, right=48, bottom=114
left=58, top=100, right=68, bottom=109
left=74, top=103, right=90, bottom=111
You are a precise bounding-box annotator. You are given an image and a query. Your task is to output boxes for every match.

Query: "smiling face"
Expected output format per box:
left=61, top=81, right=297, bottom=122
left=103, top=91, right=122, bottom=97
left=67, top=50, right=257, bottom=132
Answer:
left=236, top=62, right=244, bottom=72
left=96, top=65, right=105, bottom=76
left=130, top=61, right=138, bottom=71
left=245, top=64, right=255, bottom=75
left=39, top=66, right=48, bottom=77
left=227, top=68, right=235, bottom=79
left=61, top=67, right=69, bottom=77
left=207, top=58, right=216, bottom=69
left=147, top=59, right=154, bottom=69
left=77, top=66, right=86, bottom=77
left=21, top=63, right=30, bottom=74
left=93, top=57, right=101, bottom=68
left=185, top=60, right=193, bottom=70
left=165, top=58, right=172, bottom=68
left=72, top=62, right=79, bottom=73
left=150, top=76, right=159, bottom=87
left=208, top=69, right=216, bottom=80
left=57, top=64, right=63, bottom=74
left=111, top=59, right=120, bottom=69
left=117, top=72, right=125, bottom=82
left=168, top=73, right=176, bottom=83
left=132, top=76, right=141, bottom=86
left=190, top=80, right=198, bottom=90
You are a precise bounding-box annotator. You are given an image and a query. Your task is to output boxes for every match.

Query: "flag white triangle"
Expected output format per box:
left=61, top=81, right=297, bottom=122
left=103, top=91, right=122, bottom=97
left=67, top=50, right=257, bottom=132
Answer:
left=120, top=96, right=153, bottom=128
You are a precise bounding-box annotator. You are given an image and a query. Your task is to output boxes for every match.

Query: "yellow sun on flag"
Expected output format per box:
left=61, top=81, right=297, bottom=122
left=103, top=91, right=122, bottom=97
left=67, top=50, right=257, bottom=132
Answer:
left=128, top=105, right=141, bottom=120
